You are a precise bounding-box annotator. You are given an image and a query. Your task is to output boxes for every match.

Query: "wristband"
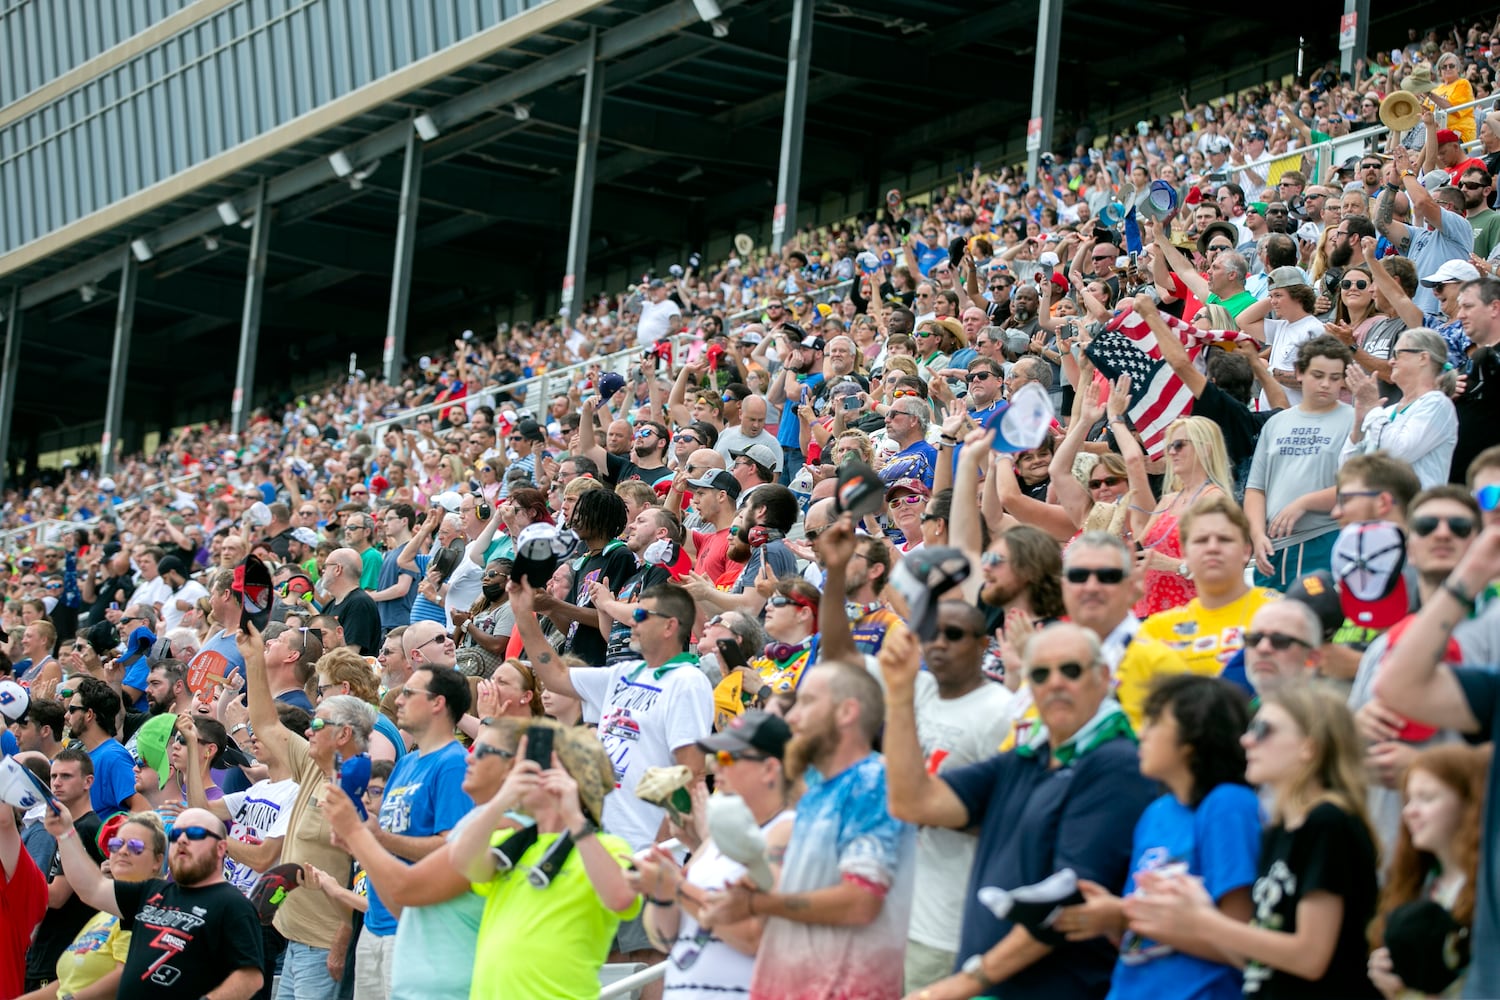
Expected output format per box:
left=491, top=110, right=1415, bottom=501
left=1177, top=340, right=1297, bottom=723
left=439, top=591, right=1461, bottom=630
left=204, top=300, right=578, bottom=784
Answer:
left=229, top=724, right=248, bottom=736
left=647, top=896, right=675, bottom=907
left=1442, top=577, right=1477, bottom=610
left=58, top=827, right=77, bottom=841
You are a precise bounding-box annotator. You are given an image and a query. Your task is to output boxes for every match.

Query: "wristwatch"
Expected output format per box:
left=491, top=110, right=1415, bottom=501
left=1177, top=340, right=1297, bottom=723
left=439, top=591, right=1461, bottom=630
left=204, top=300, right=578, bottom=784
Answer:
left=570, top=817, right=599, bottom=840
left=1178, top=561, right=1190, bottom=577
left=962, top=954, right=995, bottom=990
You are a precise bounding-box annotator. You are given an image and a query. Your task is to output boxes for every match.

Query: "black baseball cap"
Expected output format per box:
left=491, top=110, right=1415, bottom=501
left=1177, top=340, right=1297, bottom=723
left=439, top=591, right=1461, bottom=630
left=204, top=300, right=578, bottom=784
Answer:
left=686, top=469, right=741, bottom=501
left=697, top=709, right=791, bottom=760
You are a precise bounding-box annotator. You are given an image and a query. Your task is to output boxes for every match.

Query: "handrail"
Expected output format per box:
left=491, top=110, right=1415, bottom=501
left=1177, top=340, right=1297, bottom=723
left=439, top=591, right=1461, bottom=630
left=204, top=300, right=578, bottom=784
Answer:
left=0, top=469, right=203, bottom=553
left=599, top=961, right=668, bottom=999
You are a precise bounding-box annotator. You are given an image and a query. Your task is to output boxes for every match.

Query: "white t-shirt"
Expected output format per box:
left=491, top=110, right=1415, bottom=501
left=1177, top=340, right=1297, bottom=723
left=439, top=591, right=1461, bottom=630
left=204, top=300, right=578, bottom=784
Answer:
left=132, top=576, right=172, bottom=613
left=908, top=681, right=1016, bottom=951
left=222, top=777, right=298, bottom=894
left=571, top=657, right=714, bottom=850
left=637, top=298, right=682, bottom=346
left=163, top=579, right=209, bottom=631
left=444, top=536, right=487, bottom=621
left=1260, top=314, right=1324, bottom=409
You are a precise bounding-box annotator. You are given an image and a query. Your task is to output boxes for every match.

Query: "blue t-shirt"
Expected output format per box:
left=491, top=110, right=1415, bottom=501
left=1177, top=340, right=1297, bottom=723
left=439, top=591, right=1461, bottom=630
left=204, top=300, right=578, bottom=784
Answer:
left=190, top=629, right=247, bottom=683
left=88, top=738, right=139, bottom=816
left=119, top=650, right=151, bottom=712
left=0, top=728, right=17, bottom=756
left=377, top=543, right=420, bottom=630
left=363, top=741, right=474, bottom=936
left=1107, top=785, right=1262, bottom=1000
left=372, top=713, right=408, bottom=765
left=776, top=374, right=825, bottom=448
left=943, top=739, right=1156, bottom=999
left=887, top=439, right=938, bottom=490
left=408, top=554, right=448, bottom=626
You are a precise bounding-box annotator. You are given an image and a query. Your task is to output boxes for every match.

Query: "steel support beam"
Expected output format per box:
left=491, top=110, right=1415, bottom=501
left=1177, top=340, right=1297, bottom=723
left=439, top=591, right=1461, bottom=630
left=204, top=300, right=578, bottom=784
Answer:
left=231, top=181, right=270, bottom=434
left=1339, top=0, right=1370, bottom=76
left=101, top=248, right=137, bottom=475
left=1025, top=0, right=1064, bottom=185
left=383, top=125, right=425, bottom=383
left=561, top=30, right=605, bottom=314
left=0, top=288, right=22, bottom=489
left=770, top=0, right=813, bottom=251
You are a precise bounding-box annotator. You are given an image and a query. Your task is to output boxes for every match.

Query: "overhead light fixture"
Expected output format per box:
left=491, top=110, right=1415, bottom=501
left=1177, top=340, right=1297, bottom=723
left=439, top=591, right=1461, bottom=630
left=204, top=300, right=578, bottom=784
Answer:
left=413, top=113, right=440, bottom=141
left=203, top=235, right=220, bottom=252
left=216, top=200, right=241, bottom=226
left=130, top=238, right=153, bottom=262
left=711, top=18, right=730, bottom=37
left=79, top=283, right=98, bottom=304
left=511, top=103, right=531, bottom=122
left=677, top=164, right=704, bottom=183
left=329, top=150, right=354, bottom=177
left=691, top=0, right=723, bottom=20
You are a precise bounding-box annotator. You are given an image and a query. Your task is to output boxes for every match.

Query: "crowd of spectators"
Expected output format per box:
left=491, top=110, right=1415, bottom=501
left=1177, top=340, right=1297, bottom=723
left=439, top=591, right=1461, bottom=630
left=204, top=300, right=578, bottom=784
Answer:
left=7, top=12, right=1500, bottom=1000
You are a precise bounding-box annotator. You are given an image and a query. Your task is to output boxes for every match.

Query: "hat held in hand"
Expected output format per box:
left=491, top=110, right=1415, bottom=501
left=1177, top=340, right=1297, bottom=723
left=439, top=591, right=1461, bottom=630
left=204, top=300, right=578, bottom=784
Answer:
left=232, top=554, right=273, bottom=633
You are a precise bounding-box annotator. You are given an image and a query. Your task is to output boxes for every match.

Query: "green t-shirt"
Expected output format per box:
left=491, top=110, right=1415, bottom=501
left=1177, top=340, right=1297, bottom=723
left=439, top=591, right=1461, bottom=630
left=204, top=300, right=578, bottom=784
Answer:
left=471, top=829, right=642, bottom=999
left=359, top=546, right=383, bottom=589
left=1207, top=289, right=1258, bottom=320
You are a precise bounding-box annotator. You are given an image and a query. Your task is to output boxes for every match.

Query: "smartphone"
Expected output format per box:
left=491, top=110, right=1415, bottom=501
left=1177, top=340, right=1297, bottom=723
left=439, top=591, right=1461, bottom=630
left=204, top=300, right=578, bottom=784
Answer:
left=841, top=395, right=860, bottom=412
left=716, top=638, right=749, bottom=672
left=1128, top=252, right=1138, bottom=270
left=525, top=725, right=554, bottom=769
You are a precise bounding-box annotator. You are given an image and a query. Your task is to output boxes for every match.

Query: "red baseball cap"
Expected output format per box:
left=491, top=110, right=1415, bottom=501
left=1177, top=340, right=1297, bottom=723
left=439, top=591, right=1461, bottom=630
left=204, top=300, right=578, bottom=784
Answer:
left=1436, top=129, right=1462, bottom=145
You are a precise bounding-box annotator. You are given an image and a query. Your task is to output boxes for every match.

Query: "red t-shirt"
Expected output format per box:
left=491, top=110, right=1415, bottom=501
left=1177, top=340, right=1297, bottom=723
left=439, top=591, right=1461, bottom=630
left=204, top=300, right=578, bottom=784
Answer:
left=1446, top=157, right=1488, bottom=184
left=1, top=845, right=46, bottom=998
left=692, top=527, right=735, bottom=581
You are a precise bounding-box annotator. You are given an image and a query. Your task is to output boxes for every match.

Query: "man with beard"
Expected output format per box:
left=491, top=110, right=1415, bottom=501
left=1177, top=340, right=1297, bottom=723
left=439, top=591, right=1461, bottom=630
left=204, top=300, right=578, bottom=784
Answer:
left=691, top=485, right=802, bottom=618
left=354, top=665, right=473, bottom=999
left=115, top=602, right=161, bottom=711
left=1316, top=214, right=1378, bottom=319
left=143, top=659, right=195, bottom=716
left=1459, top=167, right=1500, bottom=258
left=975, top=524, right=1066, bottom=640
left=45, top=803, right=264, bottom=1000
left=698, top=660, right=915, bottom=1000
left=589, top=506, right=687, bottom=665
left=533, top=489, right=635, bottom=667
left=879, top=622, right=1155, bottom=1000
left=581, top=396, right=673, bottom=488
left=767, top=326, right=824, bottom=485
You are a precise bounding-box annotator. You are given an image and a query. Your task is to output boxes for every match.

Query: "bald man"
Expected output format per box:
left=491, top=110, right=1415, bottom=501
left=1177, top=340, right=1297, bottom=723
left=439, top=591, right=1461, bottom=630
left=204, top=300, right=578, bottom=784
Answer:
left=605, top=419, right=634, bottom=456
left=323, top=547, right=381, bottom=654
left=715, top=395, right=782, bottom=471
left=401, top=619, right=457, bottom=671
left=45, top=803, right=265, bottom=999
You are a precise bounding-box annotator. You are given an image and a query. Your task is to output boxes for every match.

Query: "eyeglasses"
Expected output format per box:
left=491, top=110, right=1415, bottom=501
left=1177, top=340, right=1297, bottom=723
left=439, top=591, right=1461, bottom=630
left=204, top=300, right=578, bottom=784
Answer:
left=1411, top=514, right=1476, bottom=538
left=108, top=837, right=148, bottom=856
left=635, top=428, right=658, bottom=440
left=676, top=434, right=701, bottom=446
left=472, top=742, right=516, bottom=762
left=713, top=749, right=768, bottom=768
left=1245, top=717, right=1278, bottom=743
left=966, top=372, right=995, bottom=383
left=1335, top=489, right=1384, bottom=506
left=1207, top=243, right=1233, bottom=252
left=64, top=704, right=85, bottom=716
left=1088, top=475, right=1125, bottom=490
left=919, top=513, right=945, bottom=524
left=1340, top=278, right=1370, bottom=290
left=400, top=686, right=432, bottom=699
left=1246, top=631, right=1312, bottom=651
left=891, top=494, right=928, bottom=508
left=915, top=329, right=938, bottom=338
left=632, top=607, right=671, bottom=623
left=767, top=595, right=816, bottom=611
left=1460, top=181, right=1488, bottom=191
left=349, top=490, right=368, bottom=497
left=933, top=625, right=982, bottom=643
left=1027, top=661, right=1089, bottom=686
left=1064, top=566, right=1127, bottom=585
left=1166, top=439, right=1191, bottom=454
left=980, top=551, right=1008, bottom=567
left=1091, top=254, right=1115, bottom=262
left=409, top=634, right=445, bottom=657
left=890, top=389, right=921, bottom=399
left=168, top=826, right=223, bottom=844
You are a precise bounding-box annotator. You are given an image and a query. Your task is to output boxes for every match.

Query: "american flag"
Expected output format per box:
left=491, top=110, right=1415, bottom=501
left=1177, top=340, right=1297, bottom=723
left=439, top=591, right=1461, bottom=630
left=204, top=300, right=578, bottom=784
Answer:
left=1085, top=303, right=1254, bottom=460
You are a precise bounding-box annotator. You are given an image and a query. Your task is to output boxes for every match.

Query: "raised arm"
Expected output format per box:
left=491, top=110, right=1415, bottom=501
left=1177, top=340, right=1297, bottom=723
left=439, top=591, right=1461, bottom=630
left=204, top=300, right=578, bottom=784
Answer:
left=1154, top=230, right=1211, bottom=303
left=950, top=427, right=993, bottom=602
left=239, top=624, right=293, bottom=771
left=1136, top=295, right=1208, bottom=396
left=1049, top=381, right=1105, bottom=526
left=578, top=397, right=609, bottom=475
left=505, top=579, right=579, bottom=699
left=43, top=805, right=118, bottom=917
left=1361, top=236, right=1425, bottom=328
left=878, top=626, right=971, bottom=828
left=400, top=510, right=437, bottom=572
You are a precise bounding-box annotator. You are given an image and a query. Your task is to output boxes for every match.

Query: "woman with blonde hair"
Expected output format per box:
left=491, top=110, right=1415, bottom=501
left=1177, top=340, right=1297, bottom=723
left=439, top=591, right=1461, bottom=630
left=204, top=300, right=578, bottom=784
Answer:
left=1124, top=682, right=1380, bottom=998
left=1131, top=414, right=1232, bottom=617
left=1368, top=744, right=1488, bottom=999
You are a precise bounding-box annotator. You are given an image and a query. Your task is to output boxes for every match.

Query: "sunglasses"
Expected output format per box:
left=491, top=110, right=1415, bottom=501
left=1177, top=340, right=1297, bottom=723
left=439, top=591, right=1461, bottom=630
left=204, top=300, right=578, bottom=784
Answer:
left=891, top=494, right=926, bottom=507
left=472, top=743, right=516, bottom=762
left=713, top=749, right=767, bottom=768
left=1166, top=440, right=1191, bottom=454
left=966, top=372, right=995, bottom=383
left=108, top=837, right=148, bottom=856
left=1245, top=717, right=1278, bottom=743
left=168, top=826, right=223, bottom=844
left=1207, top=244, right=1233, bottom=252
left=632, top=607, right=671, bottom=623
left=1411, top=514, right=1476, bottom=538
left=634, top=428, right=657, bottom=440
left=307, top=718, right=341, bottom=733
left=676, top=435, right=701, bottom=446
left=1027, top=661, right=1088, bottom=686
left=1475, top=484, right=1500, bottom=512
left=890, top=389, right=920, bottom=399
left=1246, top=631, right=1311, bottom=651
left=767, top=595, right=815, bottom=611
left=1064, top=566, right=1126, bottom=585
left=981, top=551, right=1008, bottom=568
left=934, top=625, right=982, bottom=643
left=1088, top=475, right=1125, bottom=490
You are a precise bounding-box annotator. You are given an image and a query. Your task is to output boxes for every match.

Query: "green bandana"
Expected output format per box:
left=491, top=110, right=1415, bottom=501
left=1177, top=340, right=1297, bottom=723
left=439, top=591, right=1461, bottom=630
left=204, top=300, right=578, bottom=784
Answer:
left=1015, top=697, right=1136, bottom=767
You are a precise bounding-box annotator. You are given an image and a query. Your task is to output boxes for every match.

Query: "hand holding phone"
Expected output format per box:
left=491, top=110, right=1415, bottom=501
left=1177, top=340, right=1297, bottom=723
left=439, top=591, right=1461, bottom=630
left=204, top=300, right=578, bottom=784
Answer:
left=525, top=725, right=555, bottom=769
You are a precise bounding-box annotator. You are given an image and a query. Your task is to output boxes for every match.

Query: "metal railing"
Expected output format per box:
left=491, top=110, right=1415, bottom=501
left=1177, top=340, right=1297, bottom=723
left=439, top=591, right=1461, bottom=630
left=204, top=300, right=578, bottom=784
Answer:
left=600, top=961, right=667, bottom=1000
left=0, top=469, right=202, bottom=554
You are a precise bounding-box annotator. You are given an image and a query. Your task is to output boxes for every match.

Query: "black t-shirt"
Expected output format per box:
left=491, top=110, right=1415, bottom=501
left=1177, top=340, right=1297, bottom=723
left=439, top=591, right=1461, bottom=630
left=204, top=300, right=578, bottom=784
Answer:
left=565, top=543, right=640, bottom=667
left=326, top=589, right=381, bottom=654
left=605, top=451, right=674, bottom=488
left=26, top=810, right=106, bottom=980
left=1452, top=346, right=1500, bottom=484
left=87, top=573, right=136, bottom=626
left=1242, top=803, right=1380, bottom=999
left=603, top=564, right=670, bottom=664
left=114, top=878, right=264, bottom=999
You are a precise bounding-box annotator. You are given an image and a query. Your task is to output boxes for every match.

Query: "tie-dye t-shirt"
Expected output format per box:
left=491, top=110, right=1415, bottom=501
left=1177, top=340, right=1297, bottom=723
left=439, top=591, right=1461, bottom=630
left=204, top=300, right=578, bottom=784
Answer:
left=750, top=753, right=915, bottom=1000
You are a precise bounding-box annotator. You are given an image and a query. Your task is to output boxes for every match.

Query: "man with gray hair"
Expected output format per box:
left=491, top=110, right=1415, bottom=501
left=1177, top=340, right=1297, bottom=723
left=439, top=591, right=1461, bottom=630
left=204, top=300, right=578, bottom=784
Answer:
left=243, top=625, right=375, bottom=1000
left=343, top=509, right=383, bottom=589
left=884, top=396, right=938, bottom=490
left=323, top=547, right=381, bottom=654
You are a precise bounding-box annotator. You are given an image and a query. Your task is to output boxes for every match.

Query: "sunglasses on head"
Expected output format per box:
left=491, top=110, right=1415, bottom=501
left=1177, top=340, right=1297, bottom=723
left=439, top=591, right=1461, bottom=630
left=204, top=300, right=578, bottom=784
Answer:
left=1027, top=661, right=1088, bottom=686
left=1411, top=514, right=1476, bottom=538
left=1246, top=630, right=1311, bottom=651
left=108, top=837, right=148, bottom=856
left=168, top=826, right=223, bottom=844
left=1064, top=566, right=1126, bottom=584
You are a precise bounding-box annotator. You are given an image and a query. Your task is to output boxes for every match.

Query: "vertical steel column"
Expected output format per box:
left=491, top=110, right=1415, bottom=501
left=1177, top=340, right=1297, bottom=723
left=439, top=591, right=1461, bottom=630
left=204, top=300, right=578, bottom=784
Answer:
left=1024, top=0, right=1064, bottom=186
left=561, top=29, right=604, bottom=316
left=1339, top=0, right=1370, bottom=77
left=770, top=0, right=814, bottom=252
left=0, top=288, right=22, bottom=490
left=231, top=180, right=270, bottom=435
left=101, top=248, right=138, bottom=476
left=383, top=125, right=425, bottom=383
